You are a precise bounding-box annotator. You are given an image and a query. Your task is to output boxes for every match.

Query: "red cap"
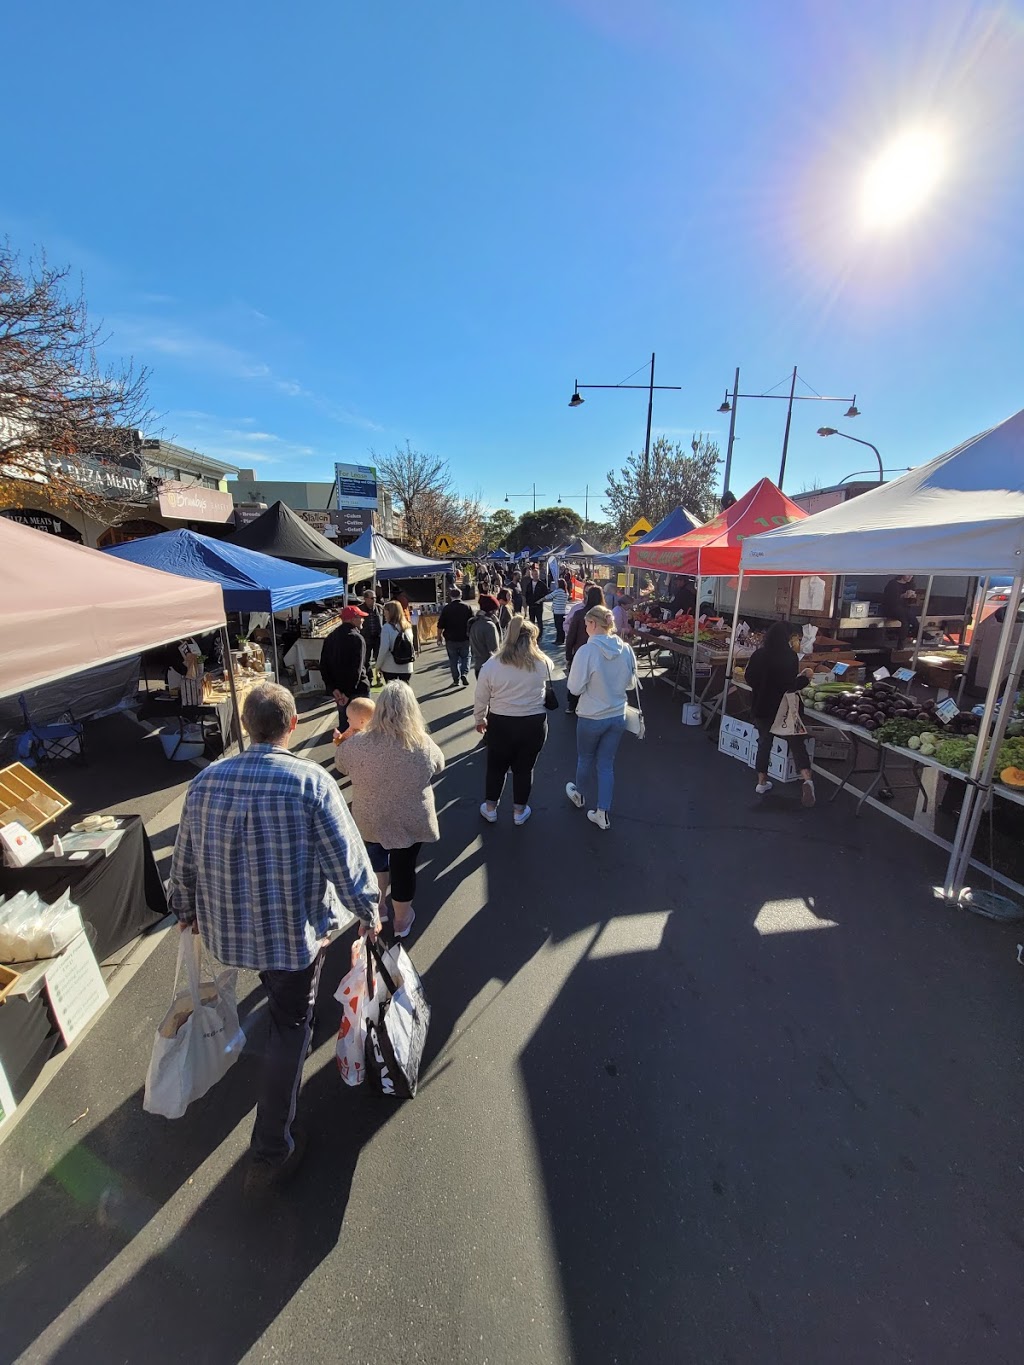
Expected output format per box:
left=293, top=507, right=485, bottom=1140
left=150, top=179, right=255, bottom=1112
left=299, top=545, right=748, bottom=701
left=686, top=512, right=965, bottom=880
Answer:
left=341, top=605, right=368, bottom=621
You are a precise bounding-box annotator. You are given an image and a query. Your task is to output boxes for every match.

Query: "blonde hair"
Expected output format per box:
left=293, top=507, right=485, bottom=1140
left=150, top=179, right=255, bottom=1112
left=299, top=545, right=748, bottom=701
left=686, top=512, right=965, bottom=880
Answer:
left=497, top=615, right=547, bottom=670
left=366, top=680, right=429, bottom=750
left=347, top=696, right=376, bottom=722
left=585, top=604, right=615, bottom=633
left=383, top=600, right=411, bottom=632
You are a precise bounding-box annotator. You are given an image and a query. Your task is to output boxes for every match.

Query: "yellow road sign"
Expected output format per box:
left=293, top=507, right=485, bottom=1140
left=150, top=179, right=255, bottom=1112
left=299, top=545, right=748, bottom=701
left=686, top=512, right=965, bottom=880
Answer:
left=434, top=534, right=454, bottom=555
left=622, top=517, right=652, bottom=548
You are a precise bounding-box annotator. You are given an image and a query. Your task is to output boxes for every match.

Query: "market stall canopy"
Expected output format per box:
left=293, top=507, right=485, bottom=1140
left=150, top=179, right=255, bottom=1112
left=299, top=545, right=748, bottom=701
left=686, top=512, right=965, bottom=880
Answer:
left=740, top=408, right=1024, bottom=576
left=557, top=537, right=603, bottom=558
left=103, top=529, right=348, bottom=612
left=630, top=479, right=806, bottom=576
left=593, top=506, right=703, bottom=566
left=344, top=527, right=452, bottom=579
left=228, top=501, right=374, bottom=582
left=0, top=517, right=225, bottom=699
left=485, top=548, right=511, bottom=561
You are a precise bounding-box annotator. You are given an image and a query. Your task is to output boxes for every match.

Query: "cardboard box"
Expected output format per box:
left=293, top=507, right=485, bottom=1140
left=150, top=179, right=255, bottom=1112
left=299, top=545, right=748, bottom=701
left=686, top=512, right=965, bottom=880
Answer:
left=768, top=736, right=816, bottom=783
left=720, top=715, right=757, bottom=744
left=847, top=601, right=871, bottom=619
left=718, top=729, right=754, bottom=767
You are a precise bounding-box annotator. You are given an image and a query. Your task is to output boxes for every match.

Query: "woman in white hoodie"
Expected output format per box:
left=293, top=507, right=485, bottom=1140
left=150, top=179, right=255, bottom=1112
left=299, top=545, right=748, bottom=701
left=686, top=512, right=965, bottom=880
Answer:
left=565, top=604, right=638, bottom=830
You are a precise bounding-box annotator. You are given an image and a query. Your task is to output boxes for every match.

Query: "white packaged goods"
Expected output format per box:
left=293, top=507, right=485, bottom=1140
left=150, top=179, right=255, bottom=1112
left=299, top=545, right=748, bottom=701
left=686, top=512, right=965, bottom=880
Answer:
left=0, top=888, right=85, bottom=962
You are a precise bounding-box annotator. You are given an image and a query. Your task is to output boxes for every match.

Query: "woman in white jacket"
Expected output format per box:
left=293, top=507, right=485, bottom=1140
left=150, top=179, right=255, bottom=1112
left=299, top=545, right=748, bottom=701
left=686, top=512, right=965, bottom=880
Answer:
left=565, top=604, right=638, bottom=830
left=378, top=601, right=415, bottom=683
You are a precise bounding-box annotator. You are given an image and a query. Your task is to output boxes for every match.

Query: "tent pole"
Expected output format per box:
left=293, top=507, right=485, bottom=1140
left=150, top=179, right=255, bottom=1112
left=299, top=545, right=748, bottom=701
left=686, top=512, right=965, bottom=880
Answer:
left=910, top=575, right=933, bottom=672
left=956, top=576, right=988, bottom=706
left=721, top=569, right=745, bottom=726
left=943, top=571, right=1023, bottom=897
left=271, top=613, right=281, bottom=684
left=221, top=625, right=246, bottom=751
left=691, top=575, right=702, bottom=704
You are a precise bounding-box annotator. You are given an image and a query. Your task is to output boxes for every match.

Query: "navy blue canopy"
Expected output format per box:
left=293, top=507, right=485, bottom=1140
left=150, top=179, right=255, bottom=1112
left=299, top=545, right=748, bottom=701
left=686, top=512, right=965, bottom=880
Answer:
left=592, top=506, right=702, bottom=566
left=103, top=529, right=349, bottom=612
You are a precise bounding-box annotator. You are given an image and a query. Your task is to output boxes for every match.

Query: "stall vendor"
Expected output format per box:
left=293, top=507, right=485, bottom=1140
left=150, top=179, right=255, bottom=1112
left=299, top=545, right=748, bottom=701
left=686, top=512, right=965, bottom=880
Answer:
left=881, top=574, right=919, bottom=646
left=669, top=578, right=698, bottom=617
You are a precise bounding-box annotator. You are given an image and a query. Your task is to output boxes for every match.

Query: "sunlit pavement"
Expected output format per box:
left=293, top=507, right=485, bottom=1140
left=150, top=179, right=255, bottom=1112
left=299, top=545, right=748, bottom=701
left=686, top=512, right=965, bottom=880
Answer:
left=2, top=638, right=1022, bottom=1364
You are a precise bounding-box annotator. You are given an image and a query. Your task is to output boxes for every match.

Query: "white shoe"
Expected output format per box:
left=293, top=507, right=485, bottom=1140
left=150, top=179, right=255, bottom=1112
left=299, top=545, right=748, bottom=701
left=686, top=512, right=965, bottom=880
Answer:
left=587, top=809, right=610, bottom=830
left=394, top=908, right=416, bottom=939
left=480, top=802, right=498, bottom=823
left=565, top=782, right=584, bottom=809
left=513, top=805, right=532, bottom=826
left=801, top=780, right=816, bottom=808
left=755, top=782, right=773, bottom=795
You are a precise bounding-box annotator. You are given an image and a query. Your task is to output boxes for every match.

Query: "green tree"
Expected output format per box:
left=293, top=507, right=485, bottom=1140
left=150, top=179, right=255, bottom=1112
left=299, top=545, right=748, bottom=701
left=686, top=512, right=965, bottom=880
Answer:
left=603, top=433, right=721, bottom=538
left=507, top=505, right=583, bottom=552
left=481, top=507, right=517, bottom=552
left=582, top=520, right=618, bottom=551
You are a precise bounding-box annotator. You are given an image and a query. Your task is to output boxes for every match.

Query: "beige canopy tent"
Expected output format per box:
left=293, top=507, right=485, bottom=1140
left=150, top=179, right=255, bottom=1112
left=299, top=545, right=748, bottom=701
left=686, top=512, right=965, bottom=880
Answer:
left=0, top=517, right=226, bottom=700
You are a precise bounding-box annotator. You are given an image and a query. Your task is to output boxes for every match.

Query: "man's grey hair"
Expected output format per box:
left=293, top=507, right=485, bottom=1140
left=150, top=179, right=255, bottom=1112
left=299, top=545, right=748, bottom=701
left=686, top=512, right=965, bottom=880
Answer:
left=242, top=682, right=297, bottom=744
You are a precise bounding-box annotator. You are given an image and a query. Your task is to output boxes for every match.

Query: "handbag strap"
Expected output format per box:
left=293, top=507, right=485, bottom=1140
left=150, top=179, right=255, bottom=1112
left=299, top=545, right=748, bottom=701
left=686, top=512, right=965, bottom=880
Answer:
left=367, top=937, right=401, bottom=996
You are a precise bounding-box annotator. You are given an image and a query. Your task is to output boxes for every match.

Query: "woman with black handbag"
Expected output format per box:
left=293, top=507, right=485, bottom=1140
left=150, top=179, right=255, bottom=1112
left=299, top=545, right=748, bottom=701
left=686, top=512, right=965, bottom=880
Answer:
left=474, top=617, right=556, bottom=827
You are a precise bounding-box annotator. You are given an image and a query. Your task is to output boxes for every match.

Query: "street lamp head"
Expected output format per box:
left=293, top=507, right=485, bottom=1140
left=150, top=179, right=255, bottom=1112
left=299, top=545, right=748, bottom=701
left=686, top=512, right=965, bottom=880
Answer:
left=844, top=397, right=860, bottom=418
left=569, top=389, right=584, bottom=408
left=504, top=493, right=510, bottom=504
left=718, top=392, right=732, bottom=413
left=817, top=427, right=838, bottom=437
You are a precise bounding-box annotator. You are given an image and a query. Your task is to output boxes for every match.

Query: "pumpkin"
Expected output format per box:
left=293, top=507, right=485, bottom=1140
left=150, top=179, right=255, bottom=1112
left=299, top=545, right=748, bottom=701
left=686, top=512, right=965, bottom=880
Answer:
left=999, top=766, right=1024, bottom=789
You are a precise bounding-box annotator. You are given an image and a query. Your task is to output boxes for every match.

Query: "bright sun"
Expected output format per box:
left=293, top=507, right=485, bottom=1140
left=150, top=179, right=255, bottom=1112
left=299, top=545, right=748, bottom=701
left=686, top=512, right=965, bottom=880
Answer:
left=860, top=128, right=947, bottom=230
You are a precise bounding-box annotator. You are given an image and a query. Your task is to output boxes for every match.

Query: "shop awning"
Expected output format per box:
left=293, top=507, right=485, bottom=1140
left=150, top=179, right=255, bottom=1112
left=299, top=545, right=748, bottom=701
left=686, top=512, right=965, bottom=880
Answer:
left=228, top=500, right=374, bottom=582
left=344, top=527, right=452, bottom=579
left=0, top=517, right=226, bottom=699
left=103, top=528, right=348, bottom=612
left=741, top=407, right=1024, bottom=576
left=629, top=479, right=807, bottom=576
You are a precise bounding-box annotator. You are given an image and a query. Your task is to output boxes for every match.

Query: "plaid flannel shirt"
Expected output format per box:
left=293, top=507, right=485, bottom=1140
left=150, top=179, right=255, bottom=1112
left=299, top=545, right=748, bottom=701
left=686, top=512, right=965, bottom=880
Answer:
left=169, top=744, right=378, bottom=971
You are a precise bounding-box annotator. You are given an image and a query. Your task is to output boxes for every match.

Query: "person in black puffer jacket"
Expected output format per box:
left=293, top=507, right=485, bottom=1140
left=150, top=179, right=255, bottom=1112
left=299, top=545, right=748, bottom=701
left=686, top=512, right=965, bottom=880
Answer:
left=743, top=620, right=815, bottom=805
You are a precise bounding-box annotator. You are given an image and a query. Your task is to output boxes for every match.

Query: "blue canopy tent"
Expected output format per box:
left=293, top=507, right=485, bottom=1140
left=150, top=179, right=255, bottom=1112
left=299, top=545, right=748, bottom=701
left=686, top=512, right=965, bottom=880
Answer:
left=344, top=527, right=452, bottom=581
left=104, top=531, right=349, bottom=735
left=592, top=506, right=703, bottom=566
left=485, top=548, right=511, bottom=561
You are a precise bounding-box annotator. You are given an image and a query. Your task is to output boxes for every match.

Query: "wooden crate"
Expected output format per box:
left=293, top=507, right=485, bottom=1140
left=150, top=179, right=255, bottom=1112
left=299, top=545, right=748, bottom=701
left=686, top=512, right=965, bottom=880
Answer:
left=0, top=763, right=71, bottom=833
left=0, top=963, right=21, bottom=1004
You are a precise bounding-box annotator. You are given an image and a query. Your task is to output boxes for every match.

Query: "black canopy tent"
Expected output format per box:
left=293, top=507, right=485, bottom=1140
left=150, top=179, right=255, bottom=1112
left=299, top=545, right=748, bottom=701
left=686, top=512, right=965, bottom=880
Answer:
left=228, top=501, right=374, bottom=584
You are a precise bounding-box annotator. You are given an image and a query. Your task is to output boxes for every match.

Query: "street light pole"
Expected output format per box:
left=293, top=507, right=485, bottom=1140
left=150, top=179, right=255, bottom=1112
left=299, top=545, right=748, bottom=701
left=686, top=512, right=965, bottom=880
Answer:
left=777, top=366, right=798, bottom=490
left=721, top=366, right=739, bottom=495
left=816, top=427, right=883, bottom=480
left=643, top=352, right=656, bottom=485
left=570, top=356, right=681, bottom=490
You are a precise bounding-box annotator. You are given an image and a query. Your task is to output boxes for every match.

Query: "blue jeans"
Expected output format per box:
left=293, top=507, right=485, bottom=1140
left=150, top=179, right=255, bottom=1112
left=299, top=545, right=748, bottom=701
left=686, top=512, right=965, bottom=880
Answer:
left=575, top=714, right=627, bottom=813
left=445, top=640, right=470, bottom=682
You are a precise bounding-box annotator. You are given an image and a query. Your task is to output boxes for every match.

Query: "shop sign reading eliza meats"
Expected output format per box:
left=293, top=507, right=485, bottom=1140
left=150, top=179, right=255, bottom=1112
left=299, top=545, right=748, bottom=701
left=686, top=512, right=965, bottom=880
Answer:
left=47, top=452, right=154, bottom=504
left=157, top=481, right=234, bottom=523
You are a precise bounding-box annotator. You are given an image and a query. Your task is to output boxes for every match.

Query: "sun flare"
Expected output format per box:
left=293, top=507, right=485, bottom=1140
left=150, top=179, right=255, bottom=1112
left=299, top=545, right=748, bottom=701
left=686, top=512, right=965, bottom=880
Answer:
left=860, top=128, right=948, bottom=230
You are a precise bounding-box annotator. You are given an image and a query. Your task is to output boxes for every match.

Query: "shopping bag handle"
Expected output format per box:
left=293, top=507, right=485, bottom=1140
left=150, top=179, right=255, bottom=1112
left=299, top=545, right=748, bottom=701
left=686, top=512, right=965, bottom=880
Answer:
left=367, top=937, right=400, bottom=996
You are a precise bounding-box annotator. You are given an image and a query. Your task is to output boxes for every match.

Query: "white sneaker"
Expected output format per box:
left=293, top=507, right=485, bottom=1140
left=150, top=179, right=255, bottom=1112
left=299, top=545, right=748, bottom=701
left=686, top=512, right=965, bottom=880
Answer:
left=755, top=782, right=773, bottom=795
left=587, top=809, right=610, bottom=830
left=513, top=805, right=532, bottom=826
left=565, top=782, right=584, bottom=809
left=479, top=802, right=498, bottom=823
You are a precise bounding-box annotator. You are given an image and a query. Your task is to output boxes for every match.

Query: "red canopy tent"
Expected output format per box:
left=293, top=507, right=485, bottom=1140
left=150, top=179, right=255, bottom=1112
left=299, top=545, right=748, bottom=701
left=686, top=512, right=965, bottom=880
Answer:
left=627, top=479, right=808, bottom=717
left=628, top=477, right=807, bottom=576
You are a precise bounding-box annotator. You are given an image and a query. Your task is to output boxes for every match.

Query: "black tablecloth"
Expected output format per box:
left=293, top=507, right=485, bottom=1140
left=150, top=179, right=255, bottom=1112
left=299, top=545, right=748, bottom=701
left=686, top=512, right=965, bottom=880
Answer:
left=0, top=815, right=167, bottom=963
left=139, top=694, right=233, bottom=751
left=0, top=993, right=59, bottom=1104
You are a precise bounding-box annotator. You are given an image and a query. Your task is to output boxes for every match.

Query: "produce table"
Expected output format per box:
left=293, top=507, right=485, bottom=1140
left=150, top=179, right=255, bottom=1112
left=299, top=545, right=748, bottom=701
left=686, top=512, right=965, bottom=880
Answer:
left=633, top=630, right=729, bottom=703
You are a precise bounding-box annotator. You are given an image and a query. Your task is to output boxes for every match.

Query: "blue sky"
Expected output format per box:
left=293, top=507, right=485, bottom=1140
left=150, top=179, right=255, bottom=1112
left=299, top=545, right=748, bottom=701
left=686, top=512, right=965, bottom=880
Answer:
left=4, top=0, right=1023, bottom=519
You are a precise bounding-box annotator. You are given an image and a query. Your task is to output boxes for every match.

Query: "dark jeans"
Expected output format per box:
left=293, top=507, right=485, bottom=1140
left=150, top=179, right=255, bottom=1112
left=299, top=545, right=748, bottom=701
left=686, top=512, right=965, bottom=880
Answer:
left=554, top=613, right=565, bottom=645
left=485, top=712, right=547, bottom=805
left=253, top=950, right=324, bottom=1166
left=891, top=609, right=920, bottom=645
left=364, top=841, right=422, bottom=901
left=529, top=603, right=545, bottom=637
left=566, top=688, right=579, bottom=714
left=755, top=721, right=810, bottom=778
left=337, top=683, right=371, bottom=729
left=445, top=640, right=470, bottom=682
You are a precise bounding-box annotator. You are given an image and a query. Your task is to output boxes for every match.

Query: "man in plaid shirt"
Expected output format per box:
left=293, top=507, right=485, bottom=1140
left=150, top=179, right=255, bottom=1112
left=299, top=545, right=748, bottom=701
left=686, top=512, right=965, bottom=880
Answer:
left=170, top=682, right=380, bottom=1193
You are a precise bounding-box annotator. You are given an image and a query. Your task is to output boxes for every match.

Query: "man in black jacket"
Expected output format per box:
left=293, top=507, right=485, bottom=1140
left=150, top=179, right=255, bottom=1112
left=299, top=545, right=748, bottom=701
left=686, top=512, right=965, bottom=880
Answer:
left=360, top=591, right=383, bottom=681
left=521, top=566, right=549, bottom=640
left=319, top=606, right=371, bottom=725
left=437, top=588, right=475, bottom=687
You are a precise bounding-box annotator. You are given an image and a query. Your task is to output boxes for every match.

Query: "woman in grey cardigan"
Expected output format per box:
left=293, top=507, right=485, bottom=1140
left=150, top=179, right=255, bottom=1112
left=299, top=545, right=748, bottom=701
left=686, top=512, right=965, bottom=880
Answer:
left=335, top=682, right=444, bottom=939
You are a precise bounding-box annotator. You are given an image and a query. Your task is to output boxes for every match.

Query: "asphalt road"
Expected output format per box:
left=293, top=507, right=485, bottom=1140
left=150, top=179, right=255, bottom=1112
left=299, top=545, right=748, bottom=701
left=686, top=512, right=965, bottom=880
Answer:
left=2, top=635, right=1023, bottom=1364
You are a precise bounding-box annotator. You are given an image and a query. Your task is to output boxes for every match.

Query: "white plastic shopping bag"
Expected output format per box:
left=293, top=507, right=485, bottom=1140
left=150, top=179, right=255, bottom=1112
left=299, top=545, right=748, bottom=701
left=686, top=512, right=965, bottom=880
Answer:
left=334, top=935, right=375, bottom=1087
left=144, top=932, right=244, bottom=1119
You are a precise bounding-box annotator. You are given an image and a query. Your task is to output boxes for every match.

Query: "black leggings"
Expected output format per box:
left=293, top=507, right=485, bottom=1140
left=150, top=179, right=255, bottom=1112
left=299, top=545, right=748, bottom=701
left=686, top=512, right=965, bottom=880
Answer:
left=485, top=713, right=547, bottom=805
left=382, top=673, right=412, bottom=684
left=755, top=721, right=810, bottom=777
left=387, top=842, right=422, bottom=902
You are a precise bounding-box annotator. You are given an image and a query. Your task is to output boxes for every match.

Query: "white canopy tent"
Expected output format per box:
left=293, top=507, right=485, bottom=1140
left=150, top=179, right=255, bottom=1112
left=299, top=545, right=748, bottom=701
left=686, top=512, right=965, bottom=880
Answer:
left=738, top=407, right=1024, bottom=901
left=0, top=517, right=226, bottom=700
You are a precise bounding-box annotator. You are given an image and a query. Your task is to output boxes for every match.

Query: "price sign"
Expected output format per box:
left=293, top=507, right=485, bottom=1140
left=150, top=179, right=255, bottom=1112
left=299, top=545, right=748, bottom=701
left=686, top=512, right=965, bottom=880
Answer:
left=893, top=668, right=916, bottom=683
left=45, top=933, right=109, bottom=1046
left=935, top=697, right=960, bottom=726
left=0, top=1059, right=16, bottom=1131
left=873, top=667, right=891, bottom=681
left=832, top=661, right=849, bottom=676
